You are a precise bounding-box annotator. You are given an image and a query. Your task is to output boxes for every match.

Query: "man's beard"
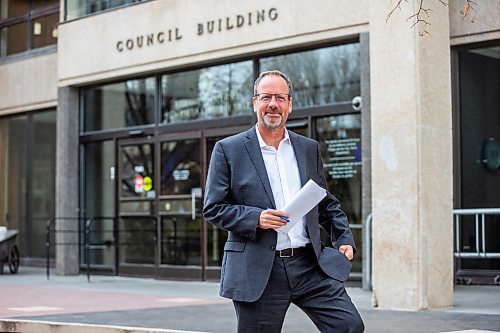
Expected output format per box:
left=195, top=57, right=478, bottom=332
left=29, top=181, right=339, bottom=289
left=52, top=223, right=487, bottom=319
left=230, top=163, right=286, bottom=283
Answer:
left=262, top=112, right=283, bottom=129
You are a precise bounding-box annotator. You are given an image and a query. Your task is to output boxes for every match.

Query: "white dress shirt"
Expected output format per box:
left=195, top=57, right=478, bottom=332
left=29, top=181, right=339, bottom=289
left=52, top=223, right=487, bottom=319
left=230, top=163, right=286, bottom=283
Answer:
left=255, top=126, right=310, bottom=250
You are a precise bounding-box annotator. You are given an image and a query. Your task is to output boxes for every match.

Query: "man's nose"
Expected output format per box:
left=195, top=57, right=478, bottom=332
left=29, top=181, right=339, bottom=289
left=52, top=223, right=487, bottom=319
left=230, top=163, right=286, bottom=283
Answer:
left=268, top=95, right=279, bottom=107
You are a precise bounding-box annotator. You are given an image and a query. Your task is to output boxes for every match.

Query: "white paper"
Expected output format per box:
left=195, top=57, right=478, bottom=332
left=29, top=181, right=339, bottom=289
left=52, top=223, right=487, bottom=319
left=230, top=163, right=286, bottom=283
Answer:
left=277, top=179, right=327, bottom=233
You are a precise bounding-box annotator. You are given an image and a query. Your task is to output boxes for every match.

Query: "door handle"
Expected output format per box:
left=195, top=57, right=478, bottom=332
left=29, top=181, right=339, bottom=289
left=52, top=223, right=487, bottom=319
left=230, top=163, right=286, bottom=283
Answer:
left=191, top=188, right=202, bottom=220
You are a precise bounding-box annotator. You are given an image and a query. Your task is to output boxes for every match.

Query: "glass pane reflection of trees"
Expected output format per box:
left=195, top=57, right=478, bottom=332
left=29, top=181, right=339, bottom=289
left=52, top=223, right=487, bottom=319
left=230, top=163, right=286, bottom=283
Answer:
left=161, top=62, right=253, bottom=124
left=260, top=43, right=360, bottom=107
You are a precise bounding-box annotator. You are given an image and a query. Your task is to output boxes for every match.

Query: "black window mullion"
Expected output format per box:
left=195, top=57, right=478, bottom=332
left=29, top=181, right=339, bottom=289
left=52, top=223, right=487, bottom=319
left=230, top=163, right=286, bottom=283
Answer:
left=27, top=0, right=34, bottom=50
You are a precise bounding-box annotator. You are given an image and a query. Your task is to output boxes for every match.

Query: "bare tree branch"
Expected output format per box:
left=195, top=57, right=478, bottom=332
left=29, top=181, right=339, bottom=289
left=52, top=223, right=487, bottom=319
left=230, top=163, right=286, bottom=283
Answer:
left=386, top=0, right=407, bottom=23
left=461, top=0, right=477, bottom=22
left=386, top=0, right=482, bottom=35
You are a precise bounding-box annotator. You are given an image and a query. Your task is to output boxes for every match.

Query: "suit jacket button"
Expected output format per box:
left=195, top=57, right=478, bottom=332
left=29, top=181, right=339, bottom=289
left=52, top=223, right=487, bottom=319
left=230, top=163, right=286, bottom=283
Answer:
left=271, top=246, right=276, bottom=251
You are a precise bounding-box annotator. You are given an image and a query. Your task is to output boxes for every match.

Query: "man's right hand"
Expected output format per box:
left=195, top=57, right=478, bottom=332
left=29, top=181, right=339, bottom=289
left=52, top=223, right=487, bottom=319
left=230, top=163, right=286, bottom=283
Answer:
left=258, top=209, right=289, bottom=229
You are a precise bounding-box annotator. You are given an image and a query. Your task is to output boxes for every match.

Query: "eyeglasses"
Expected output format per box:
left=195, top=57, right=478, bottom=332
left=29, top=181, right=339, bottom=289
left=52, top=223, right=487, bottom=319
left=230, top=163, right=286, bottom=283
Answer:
left=255, top=93, right=290, bottom=104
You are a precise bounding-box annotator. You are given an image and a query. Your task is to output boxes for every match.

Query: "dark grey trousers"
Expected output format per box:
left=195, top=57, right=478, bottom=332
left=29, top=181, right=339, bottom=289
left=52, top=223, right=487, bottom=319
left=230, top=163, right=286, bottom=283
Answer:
left=233, top=248, right=365, bottom=333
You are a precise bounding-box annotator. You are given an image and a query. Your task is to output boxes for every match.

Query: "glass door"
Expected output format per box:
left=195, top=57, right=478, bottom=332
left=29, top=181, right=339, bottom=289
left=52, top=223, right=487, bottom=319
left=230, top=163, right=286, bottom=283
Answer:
left=158, top=132, right=202, bottom=279
left=315, top=114, right=363, bottom=275
left=117, top=137, right=157, bottom=277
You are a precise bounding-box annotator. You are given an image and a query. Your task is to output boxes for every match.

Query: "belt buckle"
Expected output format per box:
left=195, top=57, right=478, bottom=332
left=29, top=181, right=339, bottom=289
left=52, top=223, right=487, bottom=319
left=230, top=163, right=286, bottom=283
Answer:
left=279, top=248, right=293, bottom=258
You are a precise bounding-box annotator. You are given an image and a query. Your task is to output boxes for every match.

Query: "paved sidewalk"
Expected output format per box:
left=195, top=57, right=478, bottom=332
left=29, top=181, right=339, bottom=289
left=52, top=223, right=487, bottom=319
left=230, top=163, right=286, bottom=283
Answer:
left=1, top=267, right=500, bottom=332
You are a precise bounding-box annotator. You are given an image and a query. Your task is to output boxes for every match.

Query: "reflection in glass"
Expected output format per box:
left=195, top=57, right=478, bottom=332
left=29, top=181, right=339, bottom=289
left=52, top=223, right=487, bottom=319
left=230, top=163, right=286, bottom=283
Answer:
left=161, top=139, right=200, bottom=195
left=0, top=116, right=27, bottom=252
left=120, top=143, right=154, bottom=199
left=0, top=22, right=28, bottom=56
left=161, top=216, right=201, bottom=265
left=31, top=0, right=59, bottom=11
left=83, top=78, right=155, bottom=132
left=260, top=43, right=360, bottom=107
left=205, top=136, right=229, bottom=266
left=458, top=45, right=500, bottom=271
left=65, top=0, right=137, bottom=20
left=83, top=140, right=116, bottom=267
left=0, top=0, right=29, bottom=19
left=316, top=114, right=362, bottom=272
left=0, top=111, right=56, bottom=259
left=84, top=140, right=115, bottom=217
left=31, top=111, right=56, bottom=257
left=161, top=62, right=253, bottom=124
left=119, top=217, right=155, bottom=264
left=31, top=12, right=58, bottom=49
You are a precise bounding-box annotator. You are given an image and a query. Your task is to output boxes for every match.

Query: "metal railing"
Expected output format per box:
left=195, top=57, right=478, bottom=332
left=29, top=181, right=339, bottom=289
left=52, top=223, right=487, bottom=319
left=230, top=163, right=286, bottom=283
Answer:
left=45, top=215, right=158, bottom=282
left=453, top=208, right=500, bottom=259
left=362, top=213, right=372, bottom=291
left=45, top=217, right=85, bottom=280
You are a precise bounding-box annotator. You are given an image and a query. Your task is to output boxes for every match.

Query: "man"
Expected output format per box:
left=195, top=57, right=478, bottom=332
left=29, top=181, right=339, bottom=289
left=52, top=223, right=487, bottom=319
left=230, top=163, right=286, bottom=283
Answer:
left=203, top=70, right=364, bottom=333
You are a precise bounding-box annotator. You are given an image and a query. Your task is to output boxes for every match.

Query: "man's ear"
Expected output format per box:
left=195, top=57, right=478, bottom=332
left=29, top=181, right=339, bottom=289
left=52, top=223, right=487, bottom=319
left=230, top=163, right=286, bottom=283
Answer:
left=252, top=97, right=258, bottom=113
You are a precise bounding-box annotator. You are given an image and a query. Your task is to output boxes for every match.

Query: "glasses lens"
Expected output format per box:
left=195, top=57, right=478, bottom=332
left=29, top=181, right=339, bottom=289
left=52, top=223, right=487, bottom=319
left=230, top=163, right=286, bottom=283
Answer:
left=259, top=94, right=272, bottom=102
left=275, top=94, right=287, bottom=103
left=258, top=94, right=288, bottom=103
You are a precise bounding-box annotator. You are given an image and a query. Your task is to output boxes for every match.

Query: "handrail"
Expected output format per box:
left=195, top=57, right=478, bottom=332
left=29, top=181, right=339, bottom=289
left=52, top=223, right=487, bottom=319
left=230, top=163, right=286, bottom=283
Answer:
left=83, top=216, right=117, bottom=282
left=362, top=213, right=372, bottom=291
left=453, top=208, right=500, bottom=215
left=453, top=208, right=500, bottom=259
left=45, top=217, right=85, bottom=280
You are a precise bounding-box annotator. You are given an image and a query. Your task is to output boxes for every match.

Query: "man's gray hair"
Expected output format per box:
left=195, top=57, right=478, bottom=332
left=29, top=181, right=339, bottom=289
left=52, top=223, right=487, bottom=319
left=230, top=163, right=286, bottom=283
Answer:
left=253, top=70, right=293, bottom=97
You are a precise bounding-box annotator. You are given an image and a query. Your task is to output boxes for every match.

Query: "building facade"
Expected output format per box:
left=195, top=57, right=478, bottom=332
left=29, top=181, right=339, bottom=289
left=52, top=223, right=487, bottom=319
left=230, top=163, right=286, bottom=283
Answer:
left=0, top=0, right=499, bottom=310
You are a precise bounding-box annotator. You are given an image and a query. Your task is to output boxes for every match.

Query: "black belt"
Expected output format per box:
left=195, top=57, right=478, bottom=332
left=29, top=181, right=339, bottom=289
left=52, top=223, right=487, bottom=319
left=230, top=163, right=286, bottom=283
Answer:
left=275, top=245, right=310, bottom=258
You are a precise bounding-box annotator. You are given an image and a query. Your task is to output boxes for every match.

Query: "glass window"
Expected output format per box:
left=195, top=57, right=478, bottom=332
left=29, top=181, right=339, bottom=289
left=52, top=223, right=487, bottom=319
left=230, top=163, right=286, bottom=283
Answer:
left=0, top=0, right=59, bottom=57
left=83, top=77, right=155, bottom=132
left=0, top=116, right=28, bottom=253
left=161, top=61, right=253, bottom=124
left=260, top=43, right=361, bottom=107
left=30, top=111, right=56, bottom=257
left=0, top=110, right=56, bottom=259
left=31, top=0, right=59, bottom=11
left=315, top=114, right=362, bottom=273
left=82, top=140, right=116, bottom=267
left=65, top=0, right=138, bottom=21
left=0, top=21, right=28, bottom=56
left=83, top=140, right=115, bottom=218
left=161, top=216, right=200, bottom=265
left=457, top=44, right=500, bottom=271
left=31, top=12, right=58, bottom=49
left=0, top=0, right=29, bottom=20
left=119, top=217, right=155, bottom=264
left=119, top=143, right=154, bottom=198
left=160, top=139, right=200, bottom=196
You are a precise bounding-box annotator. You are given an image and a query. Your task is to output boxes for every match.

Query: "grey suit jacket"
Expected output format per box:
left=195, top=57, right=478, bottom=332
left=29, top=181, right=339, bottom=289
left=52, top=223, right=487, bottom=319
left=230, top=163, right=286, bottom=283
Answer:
left=203, top=126, right=355, bottom=302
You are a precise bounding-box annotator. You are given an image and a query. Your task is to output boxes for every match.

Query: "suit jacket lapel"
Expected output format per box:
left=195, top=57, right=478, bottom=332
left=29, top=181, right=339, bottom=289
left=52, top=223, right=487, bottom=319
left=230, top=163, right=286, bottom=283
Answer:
left=289, top=131, right=308, bottom=186
left=244, top=127, right=276, bottom=208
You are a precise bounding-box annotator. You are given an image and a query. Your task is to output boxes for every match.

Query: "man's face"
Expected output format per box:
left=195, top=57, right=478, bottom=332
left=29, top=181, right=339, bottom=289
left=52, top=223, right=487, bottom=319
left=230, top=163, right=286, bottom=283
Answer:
left=253, top=75, right=292, bottom=130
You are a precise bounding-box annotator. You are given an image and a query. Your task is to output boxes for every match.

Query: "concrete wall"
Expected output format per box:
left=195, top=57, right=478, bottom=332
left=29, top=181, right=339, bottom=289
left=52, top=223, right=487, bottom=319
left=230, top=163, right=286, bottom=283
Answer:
left=0, top=52, right=58, bottom=115
left=449, top=0, right=500, bottom=45
left=370, top=0, right=454, bottom=310
left=57, top=0, right=369, bottom=86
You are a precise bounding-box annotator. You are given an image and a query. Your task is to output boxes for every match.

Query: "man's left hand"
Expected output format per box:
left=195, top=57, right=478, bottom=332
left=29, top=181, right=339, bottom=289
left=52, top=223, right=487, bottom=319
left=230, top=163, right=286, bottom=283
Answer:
left=339, top=245, right=354, bottom=261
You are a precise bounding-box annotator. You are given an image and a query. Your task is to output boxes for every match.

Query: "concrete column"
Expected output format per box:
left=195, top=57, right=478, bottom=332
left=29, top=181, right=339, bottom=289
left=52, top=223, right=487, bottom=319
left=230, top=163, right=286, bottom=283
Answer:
left=369, top=1, right=453, bottom=310
left=56, top=86, right=80, bottom=275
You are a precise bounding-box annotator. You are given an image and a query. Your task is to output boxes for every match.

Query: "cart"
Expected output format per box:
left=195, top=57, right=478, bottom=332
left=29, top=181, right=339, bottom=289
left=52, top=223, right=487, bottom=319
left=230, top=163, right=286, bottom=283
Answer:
left=0, top=229, right=19, bottom=274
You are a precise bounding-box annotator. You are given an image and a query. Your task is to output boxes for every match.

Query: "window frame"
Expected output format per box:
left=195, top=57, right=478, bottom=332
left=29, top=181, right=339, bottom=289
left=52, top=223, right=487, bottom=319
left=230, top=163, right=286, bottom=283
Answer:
left=0, top=1, right=59, bottom=58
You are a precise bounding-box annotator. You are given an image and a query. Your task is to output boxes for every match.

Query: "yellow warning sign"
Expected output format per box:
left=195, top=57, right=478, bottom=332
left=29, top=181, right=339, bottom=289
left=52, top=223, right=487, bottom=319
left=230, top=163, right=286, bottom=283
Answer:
left=143, top=176, right=153, bottom=192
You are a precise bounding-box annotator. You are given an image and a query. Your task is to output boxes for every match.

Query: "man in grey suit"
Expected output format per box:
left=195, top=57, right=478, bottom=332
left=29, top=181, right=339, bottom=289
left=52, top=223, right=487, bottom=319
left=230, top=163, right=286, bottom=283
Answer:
left=203, top=70, right=364, bottom=333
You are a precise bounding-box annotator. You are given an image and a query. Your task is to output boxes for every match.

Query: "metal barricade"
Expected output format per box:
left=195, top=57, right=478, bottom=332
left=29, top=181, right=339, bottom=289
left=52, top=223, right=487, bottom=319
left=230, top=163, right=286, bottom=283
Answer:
left=453, top=208, right=500, bottom=259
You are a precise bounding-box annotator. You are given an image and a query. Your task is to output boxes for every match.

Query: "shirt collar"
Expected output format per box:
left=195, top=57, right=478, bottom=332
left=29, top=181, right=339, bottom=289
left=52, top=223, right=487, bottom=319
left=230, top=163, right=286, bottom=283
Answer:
left=255, top=124, right=290, bottom=149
